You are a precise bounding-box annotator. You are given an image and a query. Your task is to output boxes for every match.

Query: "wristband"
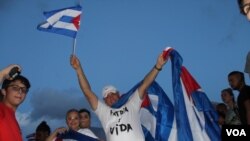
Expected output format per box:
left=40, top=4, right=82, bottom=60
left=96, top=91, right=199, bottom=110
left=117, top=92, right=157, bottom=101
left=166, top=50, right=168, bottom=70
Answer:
left=154, top=65, right=162, bottom=71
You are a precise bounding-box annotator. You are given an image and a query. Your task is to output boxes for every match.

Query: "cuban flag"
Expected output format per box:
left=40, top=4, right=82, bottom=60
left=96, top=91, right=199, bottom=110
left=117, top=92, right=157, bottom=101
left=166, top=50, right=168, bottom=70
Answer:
left=112, top=48, right=220, bottom=141
left=170, top=49, right=221, bottom=141
left=56, top=129, right=99, bottom=141
left=37, top=5, right=82, bottom=38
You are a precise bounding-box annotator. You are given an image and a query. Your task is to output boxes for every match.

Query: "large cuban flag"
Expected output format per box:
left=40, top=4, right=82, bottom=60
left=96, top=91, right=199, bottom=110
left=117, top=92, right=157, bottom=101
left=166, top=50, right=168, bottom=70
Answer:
left=112, top=48, right=220, bottom=141
left=37, top=5, right=82, bottom=38
left=170, top=49, right=221, bottom=141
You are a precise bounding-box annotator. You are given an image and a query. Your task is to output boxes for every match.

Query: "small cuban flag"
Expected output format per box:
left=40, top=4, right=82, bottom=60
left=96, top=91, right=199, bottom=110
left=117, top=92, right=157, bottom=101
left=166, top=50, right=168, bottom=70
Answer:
left=37, top=5, right=82, bottom=38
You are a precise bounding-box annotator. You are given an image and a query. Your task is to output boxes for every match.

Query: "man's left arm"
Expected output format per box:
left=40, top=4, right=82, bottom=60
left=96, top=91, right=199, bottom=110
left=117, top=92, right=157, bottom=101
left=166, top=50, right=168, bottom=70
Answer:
left=138, top=52, right=168, bottom=99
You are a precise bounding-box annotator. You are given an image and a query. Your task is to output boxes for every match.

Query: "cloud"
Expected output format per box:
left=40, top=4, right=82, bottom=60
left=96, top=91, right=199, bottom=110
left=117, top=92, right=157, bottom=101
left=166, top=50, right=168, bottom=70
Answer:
left=28, top=88, right=101, bottom=125
left=16, top=111, right=32, bottom=127
left=29, top=88, right=90, bottom=121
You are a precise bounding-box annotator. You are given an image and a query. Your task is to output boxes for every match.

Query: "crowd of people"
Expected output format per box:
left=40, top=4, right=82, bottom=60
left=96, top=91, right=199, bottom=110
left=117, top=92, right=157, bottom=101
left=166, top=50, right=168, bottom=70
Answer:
left=0, top=50, right=167, bottom=141
left=214, top=0, right=250, bottom=127
left=0, top=1, right=250, bottom=141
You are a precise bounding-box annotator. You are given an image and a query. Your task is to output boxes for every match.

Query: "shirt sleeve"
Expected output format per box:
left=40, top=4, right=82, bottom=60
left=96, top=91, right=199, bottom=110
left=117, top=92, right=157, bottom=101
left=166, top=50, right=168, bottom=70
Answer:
left=127, top=89, right=143, bottom=111
left=94, top=100, right=110, bottom=125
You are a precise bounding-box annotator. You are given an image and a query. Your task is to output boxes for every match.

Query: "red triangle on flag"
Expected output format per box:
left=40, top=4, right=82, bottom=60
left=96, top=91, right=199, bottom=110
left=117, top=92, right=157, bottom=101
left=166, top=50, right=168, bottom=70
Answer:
left=72, top=15, right=81, bottom=29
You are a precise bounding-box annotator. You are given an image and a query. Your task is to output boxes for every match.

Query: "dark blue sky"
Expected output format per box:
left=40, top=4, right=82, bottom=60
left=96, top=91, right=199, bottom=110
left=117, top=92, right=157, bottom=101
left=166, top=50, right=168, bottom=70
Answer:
left=1, top=0, right=249, bottom=140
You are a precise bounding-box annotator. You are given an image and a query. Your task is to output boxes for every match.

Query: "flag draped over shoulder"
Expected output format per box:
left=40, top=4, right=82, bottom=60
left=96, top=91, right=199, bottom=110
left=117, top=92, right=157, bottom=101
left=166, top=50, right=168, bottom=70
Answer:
left=37, top=5, right=82, bottom=38
left=112, top=81, right=177, bottom=141
left=112, top=48, right=220, bottom=141
left=56, top=129, right=99, bottom=141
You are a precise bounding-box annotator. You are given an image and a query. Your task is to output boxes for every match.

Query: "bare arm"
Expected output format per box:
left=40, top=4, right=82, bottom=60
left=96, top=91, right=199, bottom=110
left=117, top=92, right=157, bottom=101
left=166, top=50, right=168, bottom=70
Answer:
left=70, top=55, right=98, bottom=110
left=45, top=127, right=67, bottom=141
left=244, top=99, right=250, bottom=125
left=138, top=52, right=168, bottom=99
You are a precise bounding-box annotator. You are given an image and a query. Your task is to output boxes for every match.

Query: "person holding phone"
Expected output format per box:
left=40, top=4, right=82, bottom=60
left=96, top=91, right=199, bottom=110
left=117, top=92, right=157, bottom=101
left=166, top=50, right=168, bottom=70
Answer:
left=0, top=64, right=31, bottom=141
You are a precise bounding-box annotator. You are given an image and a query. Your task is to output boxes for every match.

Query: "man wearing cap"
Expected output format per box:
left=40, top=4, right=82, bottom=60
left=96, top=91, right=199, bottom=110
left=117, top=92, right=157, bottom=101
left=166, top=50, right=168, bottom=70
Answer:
left=70, top=52, right=168, bottom=141
left=0, top=64, right=31, bottom=141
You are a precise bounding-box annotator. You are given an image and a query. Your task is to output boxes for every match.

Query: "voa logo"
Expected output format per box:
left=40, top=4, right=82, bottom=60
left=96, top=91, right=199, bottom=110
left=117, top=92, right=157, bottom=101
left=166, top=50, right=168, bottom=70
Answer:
left=226, top=129, right=246, bottom=136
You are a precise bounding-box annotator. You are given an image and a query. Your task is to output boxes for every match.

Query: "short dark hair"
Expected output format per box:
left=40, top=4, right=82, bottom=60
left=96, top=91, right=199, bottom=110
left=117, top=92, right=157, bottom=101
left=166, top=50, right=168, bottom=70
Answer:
left=228, top=71, right=245, bottom=82
left=1, top=75, right=31, bottom=90
left=79, top=108, right=91, bottom=117
left=36, top=121, right=51, bottom=134
left=221, top=88, right=235, bottom=102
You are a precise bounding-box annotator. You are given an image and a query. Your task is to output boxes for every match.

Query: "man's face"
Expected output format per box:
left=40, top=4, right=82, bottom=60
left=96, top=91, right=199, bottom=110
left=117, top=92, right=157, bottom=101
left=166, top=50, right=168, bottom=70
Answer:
left=104, top=92, right=120, bottom=107
left=242, top=0, right=250, bottom=20
left=79, top=112, right=90, bottom=128
left=228, top=75, right=241, bottom=90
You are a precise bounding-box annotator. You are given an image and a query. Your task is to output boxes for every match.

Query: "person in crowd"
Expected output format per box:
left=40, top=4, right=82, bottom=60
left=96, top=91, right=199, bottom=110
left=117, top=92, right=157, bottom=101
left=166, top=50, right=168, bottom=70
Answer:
left=217, top=111, right=226, bottom=128
left=79, top=108, right=92, bottom=129
left=237, top=1, right=250, bottom=79
left=237, top=0, right=250, bottom=20
left=220, top=88, right=241, bottom=125
left=70, top=52, right=168, bottom=141
left=35, top=121, right=51, bottom=141
left=244, top=52, right=250, bottom=78
left=0, top=64, right=31, bottom=141
left=79, top=108, right=102, bottom=140
left=236, top=0, right=250, bottom=123
left=228, top=71, right=250, bottom=125
left=216, top=103, right=227, bottom=127
left=46, top=108, right=99, bottom=141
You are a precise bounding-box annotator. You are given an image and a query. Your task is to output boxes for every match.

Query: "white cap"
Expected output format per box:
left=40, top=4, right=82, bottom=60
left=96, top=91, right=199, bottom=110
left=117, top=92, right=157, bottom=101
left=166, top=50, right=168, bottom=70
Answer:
left=102, top=85, right=118, bottom=98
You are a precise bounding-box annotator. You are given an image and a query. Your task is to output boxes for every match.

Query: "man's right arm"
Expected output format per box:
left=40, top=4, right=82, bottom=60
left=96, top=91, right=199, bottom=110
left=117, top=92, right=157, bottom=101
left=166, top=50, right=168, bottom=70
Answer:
left=0, top=64, right=21, bottom=83
left=70, top=55, right=98, bottom=110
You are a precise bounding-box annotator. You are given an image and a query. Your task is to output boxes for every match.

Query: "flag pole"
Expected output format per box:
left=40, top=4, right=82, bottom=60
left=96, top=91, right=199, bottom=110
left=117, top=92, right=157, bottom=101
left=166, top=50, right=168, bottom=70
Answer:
left=72, top=38, right=76, bottom=55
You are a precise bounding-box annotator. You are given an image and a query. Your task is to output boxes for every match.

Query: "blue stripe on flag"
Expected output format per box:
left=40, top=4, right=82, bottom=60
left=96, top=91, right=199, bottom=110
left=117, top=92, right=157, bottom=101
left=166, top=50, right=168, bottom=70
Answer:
left=170, top=50, right=193, bottom=141
left=192, top=91, right=221, bottom=140
left=60, top=16, right=75, bottom=23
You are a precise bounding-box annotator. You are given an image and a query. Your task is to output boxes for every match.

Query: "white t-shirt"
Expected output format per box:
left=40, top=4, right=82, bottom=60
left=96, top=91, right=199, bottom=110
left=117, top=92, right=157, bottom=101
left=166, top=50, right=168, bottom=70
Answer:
left=95, top=89, right=145, bottom=141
